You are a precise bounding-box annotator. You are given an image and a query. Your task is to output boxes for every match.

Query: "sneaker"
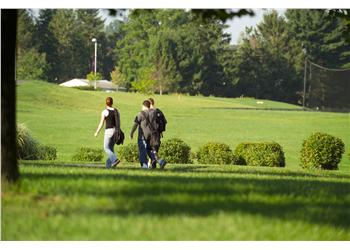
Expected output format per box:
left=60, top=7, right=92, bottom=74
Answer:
left=159, top=159, right=167, bottom=169
left=141, top=163, right=148, bottom=169
left=111, top=159, right=120, bottom=168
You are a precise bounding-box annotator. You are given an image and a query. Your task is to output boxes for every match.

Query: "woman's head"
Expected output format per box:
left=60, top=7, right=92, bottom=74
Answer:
left=106, top=97, right=113, bottom=107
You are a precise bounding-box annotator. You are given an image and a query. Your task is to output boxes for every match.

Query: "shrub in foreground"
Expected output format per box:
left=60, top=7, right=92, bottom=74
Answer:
left=17, top=123, right=40, bottom=160
left=118, top=143, right=139, bottom=162
left=234, top=142, right=285, bottom=167
left=72, top=147, right=103, bottom=162
left=300, top=132, right=344, bottom=170
left=197, top=142, right=234, bottom=165
left=159, top=138, right=192, bottom=164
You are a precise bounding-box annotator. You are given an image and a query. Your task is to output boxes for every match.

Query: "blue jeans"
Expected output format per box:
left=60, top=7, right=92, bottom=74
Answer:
left=104, top=128, right=117, bottom=168
left=138, top=138, right=156, bottom=167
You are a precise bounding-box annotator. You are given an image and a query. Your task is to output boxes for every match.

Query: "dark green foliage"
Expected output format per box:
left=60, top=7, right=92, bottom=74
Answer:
left=118, top=143, right=139, bottom=163
left=300, top=132, right=345, bottom=170
left=233, top=10, right=303, bottom=103
left=72, top=147, right=103, bottom=162
left=197, top=142, right=234, bottom=165
left=37, top=145, right=57, bottom=161
left=159, top=138, right=192, bottom=164
left=234, top=142, right=285, bottom=167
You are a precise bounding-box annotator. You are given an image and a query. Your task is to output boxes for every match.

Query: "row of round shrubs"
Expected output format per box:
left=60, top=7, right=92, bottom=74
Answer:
left=17, top=123, right=57, bottom=160
left=18, top=122, right=346, bottom=170
left=117, top=132, right=346, bottom=170
left=117, top=138, right=285, bottom=167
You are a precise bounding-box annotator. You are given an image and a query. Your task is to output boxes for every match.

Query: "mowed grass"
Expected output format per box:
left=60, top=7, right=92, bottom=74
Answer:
left=3, top=80, right=349, bottom=240
left=2, top=165, right=350, bottom=240
left=16, top=81, right=349, bottom=169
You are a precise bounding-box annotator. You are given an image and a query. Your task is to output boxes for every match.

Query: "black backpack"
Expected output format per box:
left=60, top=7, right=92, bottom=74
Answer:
left=155, top=108, right=167, bottom=134
left=113, top=108, right=125, bottom=145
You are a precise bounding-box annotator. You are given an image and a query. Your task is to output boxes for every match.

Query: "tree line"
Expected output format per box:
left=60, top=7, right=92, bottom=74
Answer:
left=17, top=9, right=349, bottom=104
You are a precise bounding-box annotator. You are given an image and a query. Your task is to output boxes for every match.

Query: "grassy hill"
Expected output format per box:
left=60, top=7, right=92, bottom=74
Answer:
left=2, top=80, right=349, bottom=240
left=16, top=81, right=349, bottom=169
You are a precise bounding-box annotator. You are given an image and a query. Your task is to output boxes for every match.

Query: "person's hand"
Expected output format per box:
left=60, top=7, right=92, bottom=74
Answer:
left=94, top=132, right=98, bottom=137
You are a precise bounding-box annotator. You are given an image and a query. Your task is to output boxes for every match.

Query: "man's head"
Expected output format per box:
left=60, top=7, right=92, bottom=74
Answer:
left=149, top=97, right=155, bottom=109
left=142, top=100, right=151, bottom=111
left=106, top=97, right=113, bottom=107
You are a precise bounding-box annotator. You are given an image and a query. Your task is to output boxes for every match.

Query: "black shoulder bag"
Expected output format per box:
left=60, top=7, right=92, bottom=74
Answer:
left=113, top=108, right=124, bottom=145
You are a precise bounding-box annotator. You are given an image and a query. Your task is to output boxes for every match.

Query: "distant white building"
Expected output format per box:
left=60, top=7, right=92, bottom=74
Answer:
left=59, top=79, right=89, bottom=87
left=60, top=79, right=119, bottom=91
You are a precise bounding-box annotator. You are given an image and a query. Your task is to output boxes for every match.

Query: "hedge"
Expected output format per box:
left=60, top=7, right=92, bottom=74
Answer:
left=234, top=142, right=285, bottom=167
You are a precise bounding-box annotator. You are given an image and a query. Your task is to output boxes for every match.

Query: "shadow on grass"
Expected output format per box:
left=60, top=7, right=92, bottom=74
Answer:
left=21, top=169, right=350, bottom=230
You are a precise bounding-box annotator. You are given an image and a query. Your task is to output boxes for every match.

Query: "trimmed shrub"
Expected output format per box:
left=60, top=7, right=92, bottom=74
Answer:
left=72, top=147, right=103, bottom=162
left=300, top=132, right=344, bottom=170
left=37, top=145, right=57, bottom=160
left=17, top=123, right=40, bottom=160
left=159, top=138, right=192, bottom=164
left=197, top=142, right=234, bottom=165
left=118, top=143, right=139, bottom=163
left=234, top=142, right=285, bottom=167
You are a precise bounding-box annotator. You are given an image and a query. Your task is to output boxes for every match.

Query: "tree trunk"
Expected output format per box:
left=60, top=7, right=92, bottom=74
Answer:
left=1, top=10, right=19, bottom=182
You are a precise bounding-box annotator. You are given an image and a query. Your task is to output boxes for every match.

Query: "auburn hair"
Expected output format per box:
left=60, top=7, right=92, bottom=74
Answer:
left=106, top=97, right=113, bottom=107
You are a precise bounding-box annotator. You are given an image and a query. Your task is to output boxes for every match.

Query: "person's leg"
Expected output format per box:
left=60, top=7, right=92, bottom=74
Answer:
left=145, top=140, right=157, bottom=168
left=153, top=140, right=166, bottom=169
left=104, top=129, right=117, bottom=168
left=138, top=138, right=148, bottom=168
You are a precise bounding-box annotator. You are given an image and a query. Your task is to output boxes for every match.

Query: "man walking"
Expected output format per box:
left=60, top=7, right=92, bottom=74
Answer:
left=130, top=100, right=156, bottom=169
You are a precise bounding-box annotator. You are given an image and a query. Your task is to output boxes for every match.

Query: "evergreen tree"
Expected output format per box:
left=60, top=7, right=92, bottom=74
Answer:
left=16, top=9, right=46, bottom=80
left=35, top=9, right=58, bottom=82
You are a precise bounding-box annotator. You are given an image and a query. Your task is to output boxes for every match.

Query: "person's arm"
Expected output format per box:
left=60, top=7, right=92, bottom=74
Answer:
left=130, top=114, right=142, bottom=139
left=130, top=123, right=138, bottom=140
left=94, top=113, right=105, bottom=137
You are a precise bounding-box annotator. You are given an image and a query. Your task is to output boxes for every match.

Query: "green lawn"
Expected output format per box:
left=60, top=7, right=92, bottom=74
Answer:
left=2, top=80, right=350, bottom=240
left=16, top=81, right=349, bottom=169
left=2, top=165, right=350, bottom=240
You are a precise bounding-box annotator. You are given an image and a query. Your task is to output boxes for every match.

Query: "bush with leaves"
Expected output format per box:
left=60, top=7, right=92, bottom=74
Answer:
left=118, top=143, right=139, bottom=163
left=72, top=147, right=103, bottom=162
left=197, top=142, right=234, bottom=165
left=300, top=132, right=344, bottom=170
left=17, top=123, right=57, bottom=160
left=37, top=145, right=57, bottom=160
left=159, top=138, right=192, bottom=164
left=234, top=142, right=285, bottom=167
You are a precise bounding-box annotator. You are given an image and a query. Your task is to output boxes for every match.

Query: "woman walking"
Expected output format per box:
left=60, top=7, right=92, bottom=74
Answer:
left=94, top=97, right=121, bottom=168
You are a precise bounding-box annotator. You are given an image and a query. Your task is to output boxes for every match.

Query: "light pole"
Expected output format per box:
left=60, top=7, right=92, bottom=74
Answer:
left=92, top=38, right=97, bottom=90
left=302, top=48, right=307, bottom=110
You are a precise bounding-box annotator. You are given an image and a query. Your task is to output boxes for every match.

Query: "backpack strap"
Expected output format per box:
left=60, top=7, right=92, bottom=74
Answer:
left=141, top=110, right=156, bottom=132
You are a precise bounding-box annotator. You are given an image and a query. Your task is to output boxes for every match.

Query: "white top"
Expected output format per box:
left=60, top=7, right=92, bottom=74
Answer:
left=102, top=106, right=115, bottom=118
